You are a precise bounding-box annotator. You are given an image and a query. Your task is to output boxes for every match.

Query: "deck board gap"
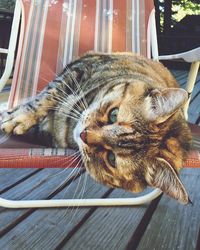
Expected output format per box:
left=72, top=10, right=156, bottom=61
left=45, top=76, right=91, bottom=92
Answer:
left=190, top=90, right=200, bottom=104
left=195, top=227, right=200, bottom=250
left=125, top=194, right=163, bottom=250
left=54, top=188, right=114, bottom=250
left=0, top=169, right=43, bottom=195
left=0, top=169, right=85, bottom=238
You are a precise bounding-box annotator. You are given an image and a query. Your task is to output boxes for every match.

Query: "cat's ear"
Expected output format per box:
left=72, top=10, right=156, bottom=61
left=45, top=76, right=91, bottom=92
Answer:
left=145, top=158, right=190, bottom=204
left=144, top=88, right=188, bottom=123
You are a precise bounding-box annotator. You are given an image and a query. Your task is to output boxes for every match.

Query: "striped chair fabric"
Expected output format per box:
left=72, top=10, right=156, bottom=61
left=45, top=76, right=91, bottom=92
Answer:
left=9, top=0, right=154, bottom=107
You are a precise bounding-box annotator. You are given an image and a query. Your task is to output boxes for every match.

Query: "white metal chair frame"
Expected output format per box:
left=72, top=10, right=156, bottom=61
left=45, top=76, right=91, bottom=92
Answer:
left=0, top=0, right=197, bottom=208
left=0, top=0, right=22, bottom=92
left=159, top=48, right=200, bottom=119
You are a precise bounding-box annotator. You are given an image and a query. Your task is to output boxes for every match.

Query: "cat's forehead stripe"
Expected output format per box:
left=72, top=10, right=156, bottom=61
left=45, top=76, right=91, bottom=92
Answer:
left=121, top=83, right=129, bottom=98
left=101, top=83, right=128, bottom=105
left=102, top=82, right=125, bottom=97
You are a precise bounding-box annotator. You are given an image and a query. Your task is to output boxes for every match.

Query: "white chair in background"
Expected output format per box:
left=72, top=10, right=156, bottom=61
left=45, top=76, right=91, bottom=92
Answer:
left=159, top=47, right=200, bottom=119
left=0, top=0, right=21, bottom=93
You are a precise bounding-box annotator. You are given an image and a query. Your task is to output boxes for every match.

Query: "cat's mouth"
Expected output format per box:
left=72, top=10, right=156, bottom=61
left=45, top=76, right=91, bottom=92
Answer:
left=80, top=129, right=87, bottom=144
left=73, top=119, right=88, bottom=148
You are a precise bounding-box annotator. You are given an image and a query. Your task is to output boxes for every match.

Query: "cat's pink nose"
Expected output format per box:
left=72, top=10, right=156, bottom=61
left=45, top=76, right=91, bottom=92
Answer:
left=80, top=129, right=87, bottom=144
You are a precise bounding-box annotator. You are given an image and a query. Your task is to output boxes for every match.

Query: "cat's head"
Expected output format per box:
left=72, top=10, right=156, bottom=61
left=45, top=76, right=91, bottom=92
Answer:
left=73, top=81, right=192, bottom=204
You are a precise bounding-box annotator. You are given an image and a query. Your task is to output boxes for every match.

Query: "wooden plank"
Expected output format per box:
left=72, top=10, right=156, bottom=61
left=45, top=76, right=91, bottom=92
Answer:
left=171, top=70, right=188, bottom=86
left=62, top=188, right=158, bottom=250
left=171, top=70, right=184, bottom=79
left=176, top=74, right=188, bottom=87
left=172, top=70, right=200, bottom=89
left=0, top=168, right=83, bottom=232
left=0, top=174, right=110, bottom=250
left=190, top=90, right=200, bottom=107
left=196, top=228, right=200, bottom=250
left=137, top=168, right=200, bottom=250
left=189, top=80, right=200, bottom=102
left=0, top=168, right=41, bottom=193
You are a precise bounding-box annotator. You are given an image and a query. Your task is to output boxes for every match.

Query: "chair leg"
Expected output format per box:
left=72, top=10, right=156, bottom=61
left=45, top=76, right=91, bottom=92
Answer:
left=184, top=61, right=200, bottom=120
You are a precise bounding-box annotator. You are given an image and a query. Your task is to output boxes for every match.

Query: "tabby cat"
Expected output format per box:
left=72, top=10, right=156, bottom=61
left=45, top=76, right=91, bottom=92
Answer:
left=1, top=52, right=192, bottom=204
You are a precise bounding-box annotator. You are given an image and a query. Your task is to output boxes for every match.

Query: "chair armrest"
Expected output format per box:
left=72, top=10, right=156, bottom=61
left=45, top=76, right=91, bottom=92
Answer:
left=159, top=47, right=200, bottom=63
left=0, top=48, right=8, bottom=54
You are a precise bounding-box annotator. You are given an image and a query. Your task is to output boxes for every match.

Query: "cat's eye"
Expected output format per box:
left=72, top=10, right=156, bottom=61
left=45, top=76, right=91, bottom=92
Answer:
left=107, top=151, right=116, bottom=168
left=108, top=108, right=119, bottom=124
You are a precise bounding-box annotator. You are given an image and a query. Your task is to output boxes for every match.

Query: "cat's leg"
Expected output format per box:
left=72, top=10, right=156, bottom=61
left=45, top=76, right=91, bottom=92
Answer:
left=1, top=86, right=58, bottom=135
left=1, top=56, right=88, bottom=135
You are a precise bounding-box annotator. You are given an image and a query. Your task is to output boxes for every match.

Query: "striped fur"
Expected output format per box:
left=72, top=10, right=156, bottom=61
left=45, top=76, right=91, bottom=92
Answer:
left=1, top=53, right=192, bottom=204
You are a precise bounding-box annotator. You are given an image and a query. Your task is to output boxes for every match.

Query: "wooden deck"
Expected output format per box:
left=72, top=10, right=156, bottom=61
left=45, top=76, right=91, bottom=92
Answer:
left=0, top=168, right=200, bottom=250
left=0, top=69, right=200, bottom=250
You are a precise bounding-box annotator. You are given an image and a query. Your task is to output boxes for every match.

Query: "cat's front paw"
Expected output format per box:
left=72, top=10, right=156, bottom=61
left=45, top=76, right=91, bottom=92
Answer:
left=1, top=106, right=38, bottom=135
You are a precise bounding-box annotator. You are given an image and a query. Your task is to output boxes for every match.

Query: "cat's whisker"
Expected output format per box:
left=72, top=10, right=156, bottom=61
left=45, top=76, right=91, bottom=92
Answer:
left=45, top=166, right=75, bottom=180
left=52, top=104, right=80, bottom=120
left=51, top=170, right=78, bottom=198
left=79, top=169, right=88, bottom=200
left=64, top=66, right=88, bottom=110
left=56, top=76, right=81, bottom=100
left=35, top=104, right=80, bottom=121
left=48, top=83, right=84, bottom=114
left=67, top=150, right=81, bottom=157
left=70, top=162, right=84, bottom=200
left=45, top=91, right=82, bottom=118
left=71, top=166, right=88, bottom=221
left=55, top=110, right=79, bottom=121
left=52, top=159, right=83, bottom=195
left=68, top=162, right=87, bottom=222
left=44, top=152, right=82, bottom=179
left=46, top=91, right=82, bottom=116
left=56, top=75, right=87, bottom=111
left=59, top=165, right=82, bottom=185
left=47, top=164, right=80, bottom=181
left=63, top=175, right=82, bottom=221
left=50, top=103, right=80, bottom=118
left=66, top=162, right=86, bottom=220
left=60, top=69, right=88, bottom=111
left=60, top=99, right=82, bottom=117
left=60, top=158, right=84, bottom=215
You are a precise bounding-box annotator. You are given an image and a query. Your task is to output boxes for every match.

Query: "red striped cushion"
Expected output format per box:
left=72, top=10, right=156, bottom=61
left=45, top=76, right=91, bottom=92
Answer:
left=0, top=150, right=199, bottom=168
left=0, top=136, right=81, bottom=168
left=0, top=155, right=80, bottom=168
left=0, top=146, right=199, bottom=168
